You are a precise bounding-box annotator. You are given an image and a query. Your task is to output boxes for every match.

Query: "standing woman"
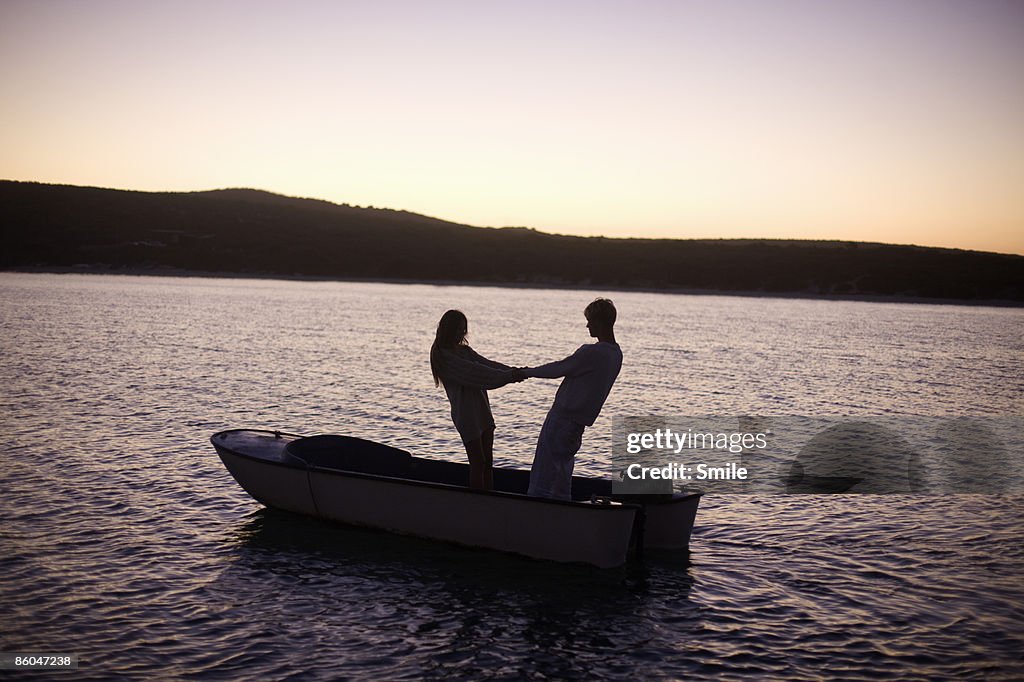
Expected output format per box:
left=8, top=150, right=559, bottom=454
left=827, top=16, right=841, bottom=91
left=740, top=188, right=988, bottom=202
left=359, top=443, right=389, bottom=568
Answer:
left=430, top=309, right=523, bottom=490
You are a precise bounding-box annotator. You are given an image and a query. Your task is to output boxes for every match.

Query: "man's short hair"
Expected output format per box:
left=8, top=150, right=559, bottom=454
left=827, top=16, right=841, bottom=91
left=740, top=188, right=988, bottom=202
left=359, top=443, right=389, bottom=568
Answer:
left=584, top=298, right=616, bottom=326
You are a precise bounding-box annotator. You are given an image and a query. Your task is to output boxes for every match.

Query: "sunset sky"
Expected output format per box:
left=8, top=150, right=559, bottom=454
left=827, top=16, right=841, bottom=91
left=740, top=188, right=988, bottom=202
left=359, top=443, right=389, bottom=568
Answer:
left=1, top=0, right=1022, bottom=254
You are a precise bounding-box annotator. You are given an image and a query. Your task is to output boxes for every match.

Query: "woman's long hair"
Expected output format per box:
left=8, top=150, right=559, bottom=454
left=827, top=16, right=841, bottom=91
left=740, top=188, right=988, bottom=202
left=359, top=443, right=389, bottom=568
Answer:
left=430, top=309, right=468, bottom=387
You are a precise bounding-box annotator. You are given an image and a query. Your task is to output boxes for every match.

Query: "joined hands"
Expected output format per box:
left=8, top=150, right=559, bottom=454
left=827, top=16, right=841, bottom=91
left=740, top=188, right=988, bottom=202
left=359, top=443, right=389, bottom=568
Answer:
left=509, top=367, right=531, bottom=383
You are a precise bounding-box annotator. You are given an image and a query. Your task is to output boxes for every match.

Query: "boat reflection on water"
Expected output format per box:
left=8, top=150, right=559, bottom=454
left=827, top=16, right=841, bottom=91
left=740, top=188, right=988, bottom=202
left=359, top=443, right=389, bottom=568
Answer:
left=227, top=506, right=697, bottom=592
left=210, top=508, right=700, bottom=678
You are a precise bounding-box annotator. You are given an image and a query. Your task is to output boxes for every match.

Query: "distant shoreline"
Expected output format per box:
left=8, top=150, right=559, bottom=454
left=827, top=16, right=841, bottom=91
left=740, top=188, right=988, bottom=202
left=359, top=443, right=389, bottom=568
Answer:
left=5, top=182, right=1022, bottom=305
left=6, top=265, right=1022, bottom=308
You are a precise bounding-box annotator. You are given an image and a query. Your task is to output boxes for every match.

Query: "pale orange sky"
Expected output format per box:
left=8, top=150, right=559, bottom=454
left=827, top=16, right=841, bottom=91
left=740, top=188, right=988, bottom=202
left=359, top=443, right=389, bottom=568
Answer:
left=1, top=0, right=1022, bottom=254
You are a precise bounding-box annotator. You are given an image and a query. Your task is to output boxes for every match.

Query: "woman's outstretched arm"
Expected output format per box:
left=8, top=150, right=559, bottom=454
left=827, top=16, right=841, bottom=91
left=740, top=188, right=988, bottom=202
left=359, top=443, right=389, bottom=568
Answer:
left=438, top=349, right=520, bottom=389
left=464, top=346, right=514, bottom=372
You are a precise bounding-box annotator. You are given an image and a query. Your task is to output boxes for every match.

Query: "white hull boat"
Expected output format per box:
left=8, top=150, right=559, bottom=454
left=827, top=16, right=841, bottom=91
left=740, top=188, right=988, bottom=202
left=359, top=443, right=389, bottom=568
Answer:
left=211, top=428, right=701, bottom=568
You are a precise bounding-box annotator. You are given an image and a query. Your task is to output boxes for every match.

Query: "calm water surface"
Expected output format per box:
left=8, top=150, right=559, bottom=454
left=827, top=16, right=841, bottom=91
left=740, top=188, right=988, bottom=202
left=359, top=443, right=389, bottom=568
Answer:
left=1, top=273, right=1022, bottom=679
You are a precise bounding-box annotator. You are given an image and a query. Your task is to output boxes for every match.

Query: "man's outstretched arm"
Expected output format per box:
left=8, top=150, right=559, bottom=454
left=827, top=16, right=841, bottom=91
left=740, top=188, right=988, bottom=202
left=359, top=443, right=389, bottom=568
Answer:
left=524, top=346, right=590, bottom=379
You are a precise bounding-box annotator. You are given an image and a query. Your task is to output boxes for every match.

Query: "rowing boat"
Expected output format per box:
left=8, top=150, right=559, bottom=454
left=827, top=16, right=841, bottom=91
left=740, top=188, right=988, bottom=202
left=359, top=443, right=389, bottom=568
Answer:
left=211, top=428, right=700, bottom=568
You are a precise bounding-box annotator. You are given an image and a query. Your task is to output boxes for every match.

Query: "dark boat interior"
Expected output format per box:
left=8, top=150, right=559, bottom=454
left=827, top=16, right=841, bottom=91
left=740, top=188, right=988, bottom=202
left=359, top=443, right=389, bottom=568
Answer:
left=285, top=434, right=617, bottom=501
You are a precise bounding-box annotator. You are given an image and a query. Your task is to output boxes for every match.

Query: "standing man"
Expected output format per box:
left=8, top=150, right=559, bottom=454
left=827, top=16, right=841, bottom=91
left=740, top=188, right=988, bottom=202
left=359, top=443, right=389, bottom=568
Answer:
left=524, top=298, right=622, bottom=500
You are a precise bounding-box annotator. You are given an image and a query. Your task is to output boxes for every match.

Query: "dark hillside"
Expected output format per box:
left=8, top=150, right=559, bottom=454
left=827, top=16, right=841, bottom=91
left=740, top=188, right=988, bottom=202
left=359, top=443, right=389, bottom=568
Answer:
left=2, top=181, right=1021, bottom=302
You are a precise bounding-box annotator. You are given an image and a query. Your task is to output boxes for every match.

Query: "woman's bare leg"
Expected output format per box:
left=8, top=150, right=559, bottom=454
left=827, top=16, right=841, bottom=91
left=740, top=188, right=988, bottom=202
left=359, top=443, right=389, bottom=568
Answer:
left=481, top=428, right=495, bottom=491
left=464, top=437, right=486, bottom=490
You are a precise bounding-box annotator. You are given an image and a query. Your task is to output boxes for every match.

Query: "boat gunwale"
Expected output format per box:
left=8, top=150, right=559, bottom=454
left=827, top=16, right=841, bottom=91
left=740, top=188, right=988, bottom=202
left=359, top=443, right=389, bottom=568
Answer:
left=212, top=428, right=666, bottom=512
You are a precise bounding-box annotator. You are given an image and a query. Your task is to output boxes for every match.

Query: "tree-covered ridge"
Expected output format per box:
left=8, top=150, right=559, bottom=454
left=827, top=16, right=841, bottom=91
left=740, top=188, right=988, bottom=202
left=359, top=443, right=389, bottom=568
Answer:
left=2, top=180, right=1021, bottom=302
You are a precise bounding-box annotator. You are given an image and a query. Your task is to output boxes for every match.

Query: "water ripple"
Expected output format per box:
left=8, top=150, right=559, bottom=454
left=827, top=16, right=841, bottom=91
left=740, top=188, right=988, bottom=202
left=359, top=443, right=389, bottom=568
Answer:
left=1, top=274, right=1022, bottom=679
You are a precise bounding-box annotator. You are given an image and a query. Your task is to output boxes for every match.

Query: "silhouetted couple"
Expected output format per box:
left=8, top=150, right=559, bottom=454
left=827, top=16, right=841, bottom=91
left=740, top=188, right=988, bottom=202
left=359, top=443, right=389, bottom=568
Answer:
left=429, top=298, right=622, bottom=500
